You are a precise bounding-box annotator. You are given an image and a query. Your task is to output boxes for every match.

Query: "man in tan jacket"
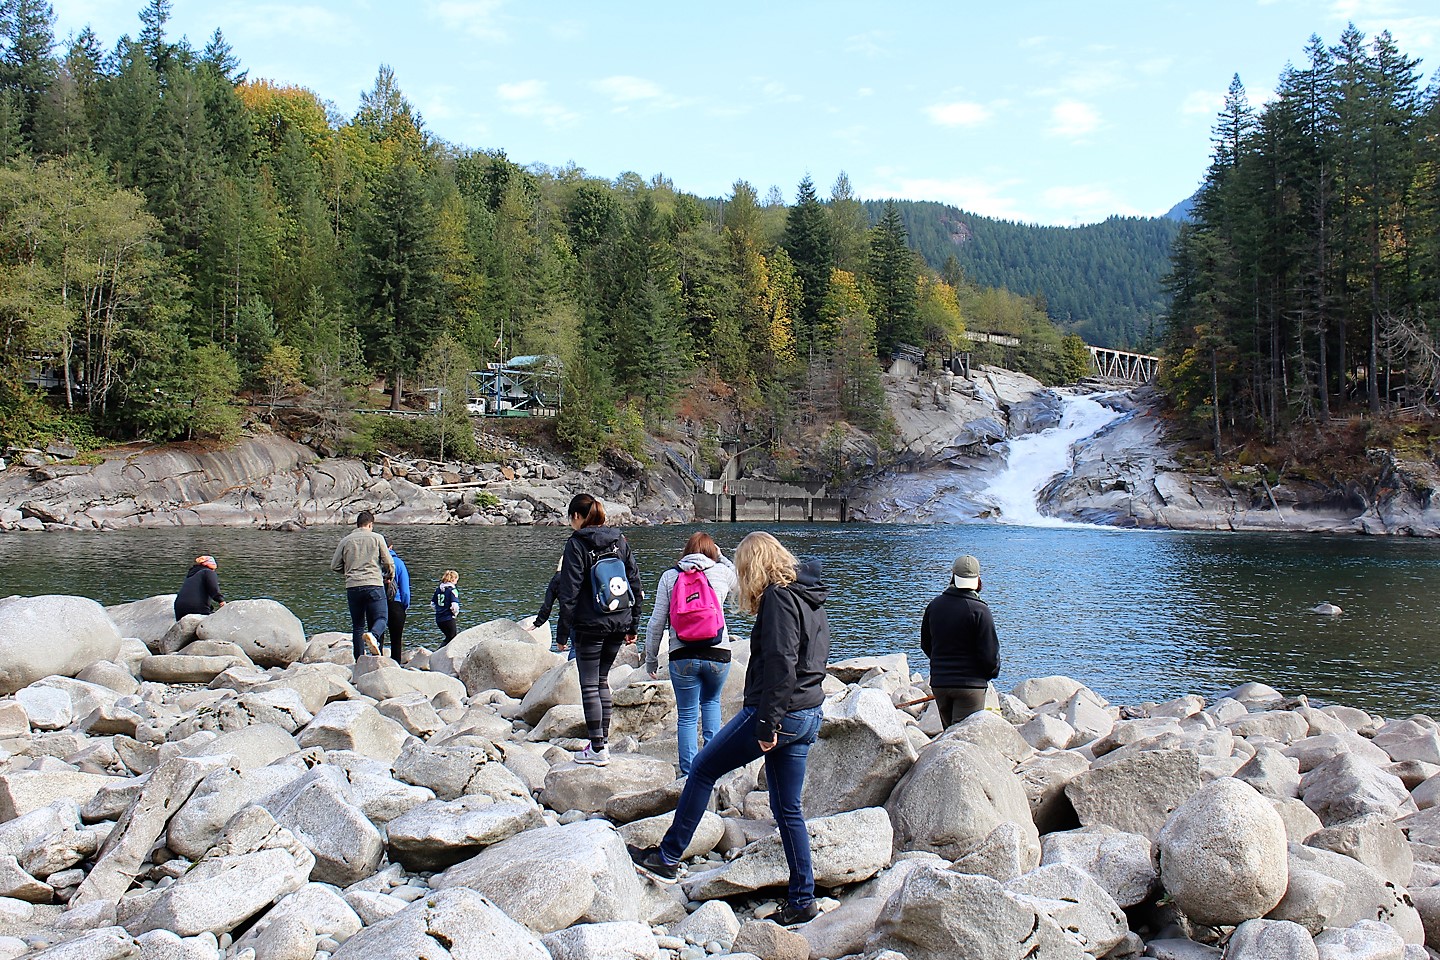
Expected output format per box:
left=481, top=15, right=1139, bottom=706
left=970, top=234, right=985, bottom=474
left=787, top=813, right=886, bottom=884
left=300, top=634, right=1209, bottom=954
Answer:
left=331, top=510, right=395, bottom=657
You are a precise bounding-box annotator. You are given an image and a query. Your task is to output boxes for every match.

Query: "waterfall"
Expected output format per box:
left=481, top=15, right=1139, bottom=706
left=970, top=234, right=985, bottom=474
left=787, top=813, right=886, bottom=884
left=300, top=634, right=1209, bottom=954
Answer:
left=979, top=392, right=1125, bottom=526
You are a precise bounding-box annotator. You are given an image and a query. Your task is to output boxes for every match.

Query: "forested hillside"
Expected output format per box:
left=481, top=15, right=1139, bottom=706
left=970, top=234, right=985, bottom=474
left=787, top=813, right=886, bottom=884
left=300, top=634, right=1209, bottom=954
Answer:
left=1164, top=25, right=1440, bottom=455
left=863, top=200, right=1180, bottom=350
left=0, top=0, right=1088, bottom=470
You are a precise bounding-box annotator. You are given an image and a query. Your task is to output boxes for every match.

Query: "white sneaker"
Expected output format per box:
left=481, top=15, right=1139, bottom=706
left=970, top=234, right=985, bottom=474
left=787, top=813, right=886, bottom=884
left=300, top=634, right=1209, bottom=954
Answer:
left=362, top=632, right=380, bottom=655
left=575, top=744, right=610, bottom=766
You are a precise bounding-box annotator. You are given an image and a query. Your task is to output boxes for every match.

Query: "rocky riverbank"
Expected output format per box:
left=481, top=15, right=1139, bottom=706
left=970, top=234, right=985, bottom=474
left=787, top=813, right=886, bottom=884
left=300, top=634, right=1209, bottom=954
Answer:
left=0, top=593, right=1436, bottom=959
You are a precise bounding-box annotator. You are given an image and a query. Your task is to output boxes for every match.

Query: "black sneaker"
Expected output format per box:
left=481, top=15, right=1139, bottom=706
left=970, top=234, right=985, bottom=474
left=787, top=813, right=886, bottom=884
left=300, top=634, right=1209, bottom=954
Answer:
left=774, top=901, right=820, bottom=926
left=626, top=844, right=679, bottom=881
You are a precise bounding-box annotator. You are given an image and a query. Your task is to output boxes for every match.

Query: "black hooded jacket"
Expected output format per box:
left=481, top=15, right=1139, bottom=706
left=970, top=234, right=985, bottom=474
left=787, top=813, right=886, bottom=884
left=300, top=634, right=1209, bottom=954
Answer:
left=556, top=525, right=643, bottom=636
left=743, top=560, right=831, bottom=741
left=920, top=586, right=999, bottom=688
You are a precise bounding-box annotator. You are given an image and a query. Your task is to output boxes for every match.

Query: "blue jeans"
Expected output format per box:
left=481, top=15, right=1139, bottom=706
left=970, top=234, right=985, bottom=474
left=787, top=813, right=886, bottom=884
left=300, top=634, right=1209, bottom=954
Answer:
left=346, top=585, right=388, bottom=658
left=669, top=658, right=731, bottom=776
left=660, top=704, right=823, bottom=908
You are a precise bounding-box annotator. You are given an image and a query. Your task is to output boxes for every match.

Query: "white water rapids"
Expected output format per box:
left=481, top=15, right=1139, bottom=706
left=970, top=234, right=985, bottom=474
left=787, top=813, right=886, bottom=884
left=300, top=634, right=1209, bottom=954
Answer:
left=978, top=392, right=1125, bottom=526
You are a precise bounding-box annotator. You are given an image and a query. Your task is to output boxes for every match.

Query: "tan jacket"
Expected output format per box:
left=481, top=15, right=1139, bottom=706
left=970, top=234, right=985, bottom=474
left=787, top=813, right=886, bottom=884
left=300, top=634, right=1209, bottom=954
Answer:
left=331, top=528, right=394, bottom=588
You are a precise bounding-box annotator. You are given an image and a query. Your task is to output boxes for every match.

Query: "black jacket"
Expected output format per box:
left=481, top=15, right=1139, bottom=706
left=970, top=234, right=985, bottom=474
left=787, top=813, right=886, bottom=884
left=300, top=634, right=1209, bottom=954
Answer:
left=744, top=560, right=831, bottom=741
left=920, top=587, right=999, bottom=688
left=174, top=564, right=223, bottom=619
left=557, top=525, right=643, bottom=636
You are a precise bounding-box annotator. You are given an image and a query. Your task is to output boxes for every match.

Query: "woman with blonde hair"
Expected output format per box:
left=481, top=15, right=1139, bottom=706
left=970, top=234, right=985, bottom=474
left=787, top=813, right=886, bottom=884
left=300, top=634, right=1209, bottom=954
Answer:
left=630, top=530, right=830, bottom=927
left=644, top=531, right=737, bottom=775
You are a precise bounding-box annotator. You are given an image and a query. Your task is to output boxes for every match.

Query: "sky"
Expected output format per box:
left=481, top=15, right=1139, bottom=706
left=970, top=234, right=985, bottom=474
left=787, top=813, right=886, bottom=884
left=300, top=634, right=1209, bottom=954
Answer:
left=50, top=0, right=1440, bottom=226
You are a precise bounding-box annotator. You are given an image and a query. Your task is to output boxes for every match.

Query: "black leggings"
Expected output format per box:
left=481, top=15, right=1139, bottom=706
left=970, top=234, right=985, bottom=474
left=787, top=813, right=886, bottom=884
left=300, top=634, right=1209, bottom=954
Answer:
left=387, top=601, right=407, bottom=661
left=575, top=630, right=626, bottom=749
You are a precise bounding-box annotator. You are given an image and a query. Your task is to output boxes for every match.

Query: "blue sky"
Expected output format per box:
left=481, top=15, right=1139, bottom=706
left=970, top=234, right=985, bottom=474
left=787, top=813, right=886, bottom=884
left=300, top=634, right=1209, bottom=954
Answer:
left=53, top=1, right=1440, bottom=226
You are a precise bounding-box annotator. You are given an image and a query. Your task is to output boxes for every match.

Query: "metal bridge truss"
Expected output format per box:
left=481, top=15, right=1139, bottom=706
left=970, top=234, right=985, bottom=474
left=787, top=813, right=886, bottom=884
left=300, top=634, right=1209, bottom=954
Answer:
left=1088, top=346, right=1159, bottom=384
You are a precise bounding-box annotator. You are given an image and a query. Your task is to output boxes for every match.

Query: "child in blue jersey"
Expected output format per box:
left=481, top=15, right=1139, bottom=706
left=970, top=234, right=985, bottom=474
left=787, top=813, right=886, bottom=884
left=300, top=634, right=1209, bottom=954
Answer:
left=432, top=569, right=461, bottom=641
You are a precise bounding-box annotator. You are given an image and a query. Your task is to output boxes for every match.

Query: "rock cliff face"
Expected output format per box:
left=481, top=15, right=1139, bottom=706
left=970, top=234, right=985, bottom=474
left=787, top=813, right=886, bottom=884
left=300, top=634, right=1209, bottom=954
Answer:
left=0, top=432, right=693, bottom=532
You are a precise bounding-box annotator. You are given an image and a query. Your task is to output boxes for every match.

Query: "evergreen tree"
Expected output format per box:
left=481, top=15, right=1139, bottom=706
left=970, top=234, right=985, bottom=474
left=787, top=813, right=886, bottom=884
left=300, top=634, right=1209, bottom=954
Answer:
left=0, top=0, right=54, bottom=144
left=868, top=200, right=920, bottom=354
left=781, top=174, right=833, bottom=358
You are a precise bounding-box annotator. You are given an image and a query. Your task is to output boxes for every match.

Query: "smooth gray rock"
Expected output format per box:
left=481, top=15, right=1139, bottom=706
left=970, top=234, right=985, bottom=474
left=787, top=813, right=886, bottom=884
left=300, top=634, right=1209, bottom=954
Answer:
left=25, top=926, right=139, bottom=959
left=457, top=633, right=557, bottom=699
left=329, top=887, right=549, bottom=960
left=1312, top=919, right=1406, bottom=960
left=801, top=686, right=918, bottom=818
left=1006, top=862, right=1128, bottom=957
left=517, top=659, right=581, bottom=726
left=1157, top=778, right=1288, bottom=926
left=542, top=754, right=677, bottom=815
left=233, top=882, right=362, bottom=954
left=430, top=619, right=538, bottom=677
left=297, top=701, right=410, bottom=763
left=1040, top=825, right=1157, bottom=908
left=0, top=595, right=123, bottom=694
left=1300, top=753, right=1413, bottom=826
left=193, top=599, right=306, bottom=667
left=1236, top=746, right=1303, bottom=798
left=354, top=665, right=466, bottom=703
left=1306, top=813, right=1413, bottom=887
left=432, top=819, right=644, bottom=934
left=673, top=900, right=740, bottom=952
left=128, top=806, right=314, bottom=937
left=386, top=796, right=544, bottom=871
left=165, top=764, right=306, bottom=860
left=1272, top=843, right=1423, bottom=944
left=0, top=769, right=123, bottom=821
left=263, top=768, right=384, bottom=887
left=1016, top=749, right=1090, bottom=834
left=1065, top=748, right=1203, bottom=841
left=950, top=820, right=1036, bottom=882
left=1226, top=918, right=1319, bottom=960
left=866, top=863, right=1086, bottom=960
left=541, top=920, right=659, bottom=960
left=886, top=739, right=1039, bottom=866
left=618, top=810, right=724, bottom=861
left=682, top=807, right=893, bottom=900
left=0, top=799, right=81, bottom=859
left=1011, top=676, right=1088, bottom=710
left=106, top=595, right=179, bottom=650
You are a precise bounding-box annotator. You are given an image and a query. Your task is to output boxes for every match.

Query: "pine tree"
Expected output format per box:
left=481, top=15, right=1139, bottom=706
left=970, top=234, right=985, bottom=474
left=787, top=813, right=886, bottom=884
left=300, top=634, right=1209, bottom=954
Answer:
left=868, top=200, right=920, bottom=354
left=781, top=174, right=833, bottom=359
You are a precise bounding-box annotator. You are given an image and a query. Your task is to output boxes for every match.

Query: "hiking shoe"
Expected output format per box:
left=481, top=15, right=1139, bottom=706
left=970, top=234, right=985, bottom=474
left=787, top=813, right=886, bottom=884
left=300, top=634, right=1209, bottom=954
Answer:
left=362, top=632, right=380, bottom=655
left=574, top=744, right=610, bottom=766
left=774, top=901, right=820, bottom=926
left=626, top=844, right=679, bottom=881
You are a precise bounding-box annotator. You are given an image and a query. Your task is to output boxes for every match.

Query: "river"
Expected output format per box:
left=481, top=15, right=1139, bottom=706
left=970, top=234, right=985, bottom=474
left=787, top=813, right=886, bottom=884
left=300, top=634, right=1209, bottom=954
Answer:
left=2, top=522, right=1438, bottom=715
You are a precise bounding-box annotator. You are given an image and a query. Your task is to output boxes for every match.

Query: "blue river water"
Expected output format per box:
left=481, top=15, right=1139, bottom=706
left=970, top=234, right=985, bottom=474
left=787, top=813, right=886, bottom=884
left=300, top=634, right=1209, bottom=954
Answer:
left=2, top=522, right=1437, bottom=715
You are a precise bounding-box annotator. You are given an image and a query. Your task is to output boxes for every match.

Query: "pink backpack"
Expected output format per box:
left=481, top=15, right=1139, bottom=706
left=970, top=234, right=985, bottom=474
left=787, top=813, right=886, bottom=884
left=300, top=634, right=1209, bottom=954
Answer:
left=669, top=565, right=725, bottom=644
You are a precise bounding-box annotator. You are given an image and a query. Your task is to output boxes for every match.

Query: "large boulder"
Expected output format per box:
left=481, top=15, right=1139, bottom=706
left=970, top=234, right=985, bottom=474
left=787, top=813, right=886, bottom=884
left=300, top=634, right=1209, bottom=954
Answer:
left=1040, top=825, right=1158, bottom=908
left=1006, top=863, right=1129, bottom=957
left=297, top=701, right=410, bottom=763
left=128, top=806, right=315, bottom=938
left=518, top=660, right=581, bottom=726
left=262, top=769, right=384, bottom=887
left=541, top=755, right=676, bottom=815
left=1065, top=748, right=1203, bottom=841
left=1157, top=777, right=1289, bottom=927
left=0, top=595, right=124, bottom=694
left=542, top=921, right=659, bottom=960
left=458, top=635, right=557, bottom=699
left=802, top=687, right=918, bottom=818
left=867, top=863, right=1086, bottom=960
left=432, top=819, right=644, bottom=934
left=1300, top=753, right=1413, bottom=826
left=194, top=599, right=306, bottom=667
left=431, top=619, right=539, bottom=677
left=682, top=807, right=893, bottom=900
left=328, top=887, right=549, bottom=960
left=386, top=796, right=545, bottom=871
left=886, top=739, right=1039, bottom=867
left=1272, top=843, right=1424, bottom=944
left=105, top=594, right=178, bottom=651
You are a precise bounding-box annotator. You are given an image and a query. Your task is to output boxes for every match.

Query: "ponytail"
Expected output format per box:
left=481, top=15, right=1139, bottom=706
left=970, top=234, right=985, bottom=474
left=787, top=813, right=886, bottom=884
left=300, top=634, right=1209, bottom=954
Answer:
left=567, top=493, right=607, bottom=528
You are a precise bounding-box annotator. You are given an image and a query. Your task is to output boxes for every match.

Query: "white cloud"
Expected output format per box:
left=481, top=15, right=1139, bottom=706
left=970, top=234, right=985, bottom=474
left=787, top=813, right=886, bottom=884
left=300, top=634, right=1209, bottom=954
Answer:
left=426, top=0, right=506, bottom=41
left=755, top=79, right=803, bottom=104
left=857, top=87, right=874, bottom=98
left=496, top=80, right=578, bottom=127
left=1041, top=184, right=1146, bottom=223
left=1182, top=89, right=1225, bottom=117
left=845, top=31, right=890, bottom=58
left=205, top=3, right=358, bottom=43
left=1049, top=100, right=1101, bottom=138
left=924, top=101, right=991, bottom=128
left=593, top=75, right=664, bottom=103
left=876, top=175, right=1032, bottom=222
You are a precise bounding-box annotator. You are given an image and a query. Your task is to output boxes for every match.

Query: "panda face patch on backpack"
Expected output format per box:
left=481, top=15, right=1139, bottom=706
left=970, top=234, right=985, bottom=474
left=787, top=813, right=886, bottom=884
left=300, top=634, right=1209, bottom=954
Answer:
left=588, top=548, right=634, bottom=614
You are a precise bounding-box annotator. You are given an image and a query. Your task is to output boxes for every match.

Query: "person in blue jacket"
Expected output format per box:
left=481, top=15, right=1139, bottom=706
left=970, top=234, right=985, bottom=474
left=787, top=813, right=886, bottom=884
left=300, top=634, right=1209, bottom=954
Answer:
left=385, top=541, right=411, bottom=662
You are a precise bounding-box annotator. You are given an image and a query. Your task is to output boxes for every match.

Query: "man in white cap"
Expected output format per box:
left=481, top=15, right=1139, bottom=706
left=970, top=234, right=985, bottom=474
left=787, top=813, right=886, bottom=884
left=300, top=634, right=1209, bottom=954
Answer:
left=920, top=554, right=999, bottom=726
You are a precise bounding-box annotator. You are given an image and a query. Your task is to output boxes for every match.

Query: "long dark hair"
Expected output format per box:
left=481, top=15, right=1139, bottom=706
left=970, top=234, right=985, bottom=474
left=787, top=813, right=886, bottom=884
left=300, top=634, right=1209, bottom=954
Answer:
left=567, top=493, right=606, bottom=528
left=683, top=531, right=720, bottom=561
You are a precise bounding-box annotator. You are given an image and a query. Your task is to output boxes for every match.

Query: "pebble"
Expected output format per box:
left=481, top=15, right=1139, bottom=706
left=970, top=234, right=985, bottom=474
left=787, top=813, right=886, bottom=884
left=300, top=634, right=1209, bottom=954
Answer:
left=390, top=884, right=427, bottom=903
left=680, top=947, right=706, bottom=960
left=657, top=936, right=686, bottom=950
left=317, top=936, right=341, bottom=951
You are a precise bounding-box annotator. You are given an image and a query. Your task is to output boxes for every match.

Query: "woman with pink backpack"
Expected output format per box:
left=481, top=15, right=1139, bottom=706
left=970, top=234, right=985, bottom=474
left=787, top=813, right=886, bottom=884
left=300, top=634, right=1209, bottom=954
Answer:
left=644, top=531, right=738, bottom=776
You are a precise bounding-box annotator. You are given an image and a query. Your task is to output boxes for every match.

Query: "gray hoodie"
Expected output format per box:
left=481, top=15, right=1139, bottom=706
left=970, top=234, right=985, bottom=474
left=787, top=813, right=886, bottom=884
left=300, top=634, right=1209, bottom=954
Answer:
left=645, top=553, right=737, bottom=674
